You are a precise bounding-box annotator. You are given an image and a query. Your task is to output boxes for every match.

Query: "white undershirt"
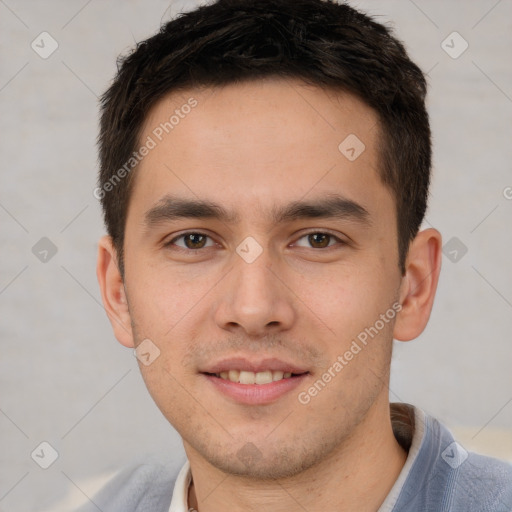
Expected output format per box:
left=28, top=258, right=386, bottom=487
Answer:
left=168, top=460, right=192, bottom=512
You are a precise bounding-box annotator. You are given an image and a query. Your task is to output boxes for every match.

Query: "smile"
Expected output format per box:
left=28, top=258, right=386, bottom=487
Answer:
left=212, top=370, right=299, bottom=384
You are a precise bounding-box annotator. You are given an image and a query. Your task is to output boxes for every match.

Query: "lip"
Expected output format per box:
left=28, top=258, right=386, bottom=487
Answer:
left=200, top=357, right=309, bottom=374
left=203, top=372, right=309, bottom=405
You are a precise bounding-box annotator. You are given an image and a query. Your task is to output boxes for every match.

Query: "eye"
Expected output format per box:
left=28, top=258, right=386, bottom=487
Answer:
left=167, top=232, right=215, bottom=250
left=294, top=232, right=344, bottom=249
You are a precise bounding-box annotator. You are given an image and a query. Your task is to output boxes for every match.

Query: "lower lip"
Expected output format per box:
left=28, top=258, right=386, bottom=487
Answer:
left=203, top=373, right=309, bottom=405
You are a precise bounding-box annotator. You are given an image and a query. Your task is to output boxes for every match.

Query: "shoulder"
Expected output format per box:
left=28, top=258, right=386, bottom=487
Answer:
left=389, top=405, right=512, bottom=512
left=77, top=460, right=180, bottom=512
left=428, top=415, right=512, bottom=511
left=452, top=451, right=512, bottom=511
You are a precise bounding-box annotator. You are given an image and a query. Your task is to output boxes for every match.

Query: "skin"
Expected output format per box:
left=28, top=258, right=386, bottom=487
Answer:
left=97, top=78, right=442, bottom=511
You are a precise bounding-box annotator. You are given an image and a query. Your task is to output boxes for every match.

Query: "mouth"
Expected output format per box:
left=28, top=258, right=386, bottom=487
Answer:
left=200, top=358, right=310, bottom=404
left=204, top=370, right=307, bottom=385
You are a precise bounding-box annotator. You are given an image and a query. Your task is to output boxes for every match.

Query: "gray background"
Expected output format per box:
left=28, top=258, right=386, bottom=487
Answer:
left=1, top=0, right=511, bottom=510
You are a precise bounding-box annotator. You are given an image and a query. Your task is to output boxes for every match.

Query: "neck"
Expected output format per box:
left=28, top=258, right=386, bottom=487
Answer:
left=185, top=397, right=407, bottom=512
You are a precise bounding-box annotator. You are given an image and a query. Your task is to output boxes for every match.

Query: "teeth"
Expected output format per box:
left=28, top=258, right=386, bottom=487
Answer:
left=239, top=370, right=255, bottom=384
left=255, top=370, right=273, bottom=384
left=228, top=370, right=240, bottom=382
left=272, top=370, right=284, bottom=381
left=217, top=370, right=297, bottom=384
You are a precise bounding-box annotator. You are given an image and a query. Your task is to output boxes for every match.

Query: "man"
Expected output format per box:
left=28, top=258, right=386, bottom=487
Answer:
left=94, top=0, right=512, bottom=510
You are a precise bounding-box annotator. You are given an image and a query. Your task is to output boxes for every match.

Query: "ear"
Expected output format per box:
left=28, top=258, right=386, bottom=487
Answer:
left=96, top=235, right=135, bottom=348
left=393, top=228, right=442, bottom=342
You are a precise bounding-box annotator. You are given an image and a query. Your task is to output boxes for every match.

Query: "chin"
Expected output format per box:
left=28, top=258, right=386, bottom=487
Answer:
left=192, top=435, right=336, bottom=481
left=214, top=455, right=311, bottom=480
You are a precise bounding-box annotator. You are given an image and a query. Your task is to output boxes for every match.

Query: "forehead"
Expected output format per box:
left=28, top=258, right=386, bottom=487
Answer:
left=129, top=78, right=388, bottom=223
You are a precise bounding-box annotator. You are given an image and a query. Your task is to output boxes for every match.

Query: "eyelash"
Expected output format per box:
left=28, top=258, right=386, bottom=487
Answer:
left=165, top=230, right=346, bottom=252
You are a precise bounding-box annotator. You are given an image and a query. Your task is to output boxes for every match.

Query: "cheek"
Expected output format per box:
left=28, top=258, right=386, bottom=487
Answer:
left=137, top=359, right=208, bottom=435
left=126, top=260, right=213, bottom=339
left=301, top=263, right=394, bottom=339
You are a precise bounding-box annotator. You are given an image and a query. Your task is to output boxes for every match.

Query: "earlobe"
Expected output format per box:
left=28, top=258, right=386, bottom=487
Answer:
left=393, top=228, right=442, bottom=342
left=96, top=235, right=135, bottom=348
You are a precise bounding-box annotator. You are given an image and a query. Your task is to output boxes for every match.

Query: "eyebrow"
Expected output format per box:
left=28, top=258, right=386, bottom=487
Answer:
left=143, top=193, right=371, bottom=230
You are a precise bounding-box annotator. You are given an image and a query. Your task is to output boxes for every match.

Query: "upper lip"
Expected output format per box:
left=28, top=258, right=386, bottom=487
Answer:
left=201, top=357, right=309, bottom=374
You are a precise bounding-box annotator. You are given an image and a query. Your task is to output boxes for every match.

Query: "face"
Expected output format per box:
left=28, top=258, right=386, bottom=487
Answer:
left=107, top=79, right=407, bottom=478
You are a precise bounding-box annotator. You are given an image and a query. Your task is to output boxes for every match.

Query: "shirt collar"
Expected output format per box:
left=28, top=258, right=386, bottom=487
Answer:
left=377, top=404, right=426, bottom=511
left=168, top=459, right=192, bottom=512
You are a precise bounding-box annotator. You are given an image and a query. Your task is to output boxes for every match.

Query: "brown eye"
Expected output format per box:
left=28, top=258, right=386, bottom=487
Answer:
left=184, top=233, right=207, bottom=249
left=168, top=232, right=214, bottom=250
left=295, top=232, right=341, bottom=249
left=308, top=233, right=331, bottom=248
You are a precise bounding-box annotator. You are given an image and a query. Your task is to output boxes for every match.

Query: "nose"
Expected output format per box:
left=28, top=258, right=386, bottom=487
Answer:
left=213, top=249, right=296, bottom=337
